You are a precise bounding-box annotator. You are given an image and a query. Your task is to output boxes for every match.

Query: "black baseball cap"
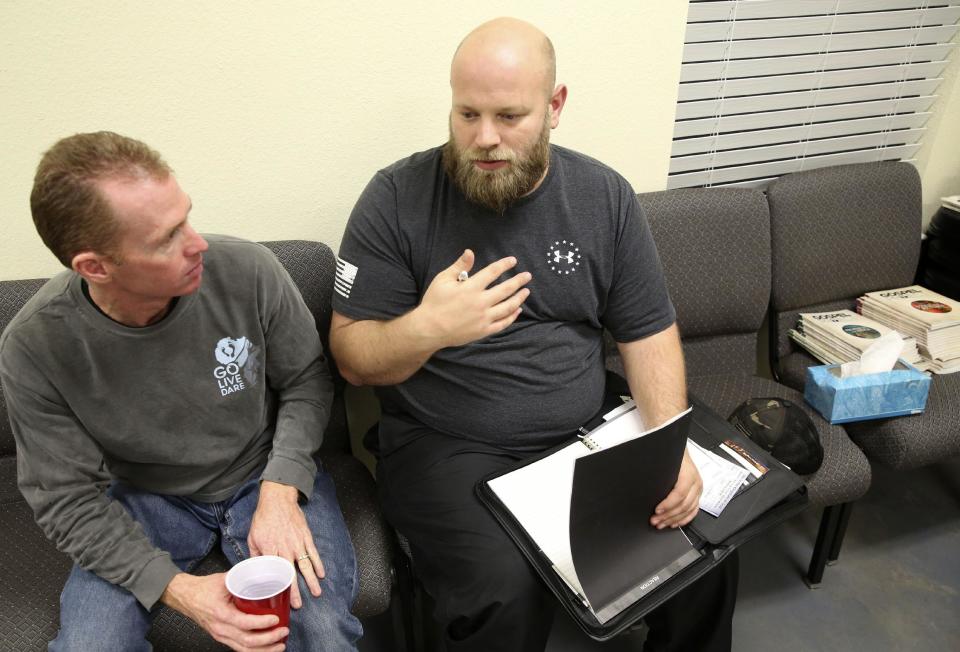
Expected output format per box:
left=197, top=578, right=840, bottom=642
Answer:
left=728, top=398, right=823, bottom=475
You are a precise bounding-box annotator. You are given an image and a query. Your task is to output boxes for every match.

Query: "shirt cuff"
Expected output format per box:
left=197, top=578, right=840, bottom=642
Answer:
left=130, top=553, right=181, bottom=610
left=262, top=457, right=316, bottom=501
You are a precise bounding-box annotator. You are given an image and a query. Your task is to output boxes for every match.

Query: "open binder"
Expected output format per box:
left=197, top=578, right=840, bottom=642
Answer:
left=476, top=386, right=808, bottom=641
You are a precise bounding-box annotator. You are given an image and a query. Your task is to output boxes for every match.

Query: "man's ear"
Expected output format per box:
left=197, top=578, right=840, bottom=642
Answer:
left=548, top=84, right=568, bottom=129
left=72, top=251, right=112, bottom=285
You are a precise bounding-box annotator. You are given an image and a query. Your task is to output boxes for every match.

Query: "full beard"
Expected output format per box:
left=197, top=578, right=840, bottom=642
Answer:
left=442, top=111, right=552, bottom=214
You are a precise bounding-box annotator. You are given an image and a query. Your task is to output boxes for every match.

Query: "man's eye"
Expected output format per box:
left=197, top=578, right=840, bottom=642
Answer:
left=461, top=112, right=477, bottom=120
left=501, top=114, right=517, bottom=121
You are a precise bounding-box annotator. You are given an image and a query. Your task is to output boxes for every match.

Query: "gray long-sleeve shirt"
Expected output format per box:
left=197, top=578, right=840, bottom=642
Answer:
left=0, top=235, right=333, bottom=609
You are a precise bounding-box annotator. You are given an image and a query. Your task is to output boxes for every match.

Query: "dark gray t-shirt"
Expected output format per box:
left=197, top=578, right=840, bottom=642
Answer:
left=334, top=145, right=674, bottom=452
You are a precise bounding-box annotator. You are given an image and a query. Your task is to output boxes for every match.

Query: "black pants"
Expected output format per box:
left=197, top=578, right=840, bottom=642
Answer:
left=379, top=427, right=739, bottom=652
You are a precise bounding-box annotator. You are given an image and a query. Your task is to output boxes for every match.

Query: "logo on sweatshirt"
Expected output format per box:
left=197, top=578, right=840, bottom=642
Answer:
left=547, top=240, right=581, bottom=275
left=213, top=336, right=260, bottom=396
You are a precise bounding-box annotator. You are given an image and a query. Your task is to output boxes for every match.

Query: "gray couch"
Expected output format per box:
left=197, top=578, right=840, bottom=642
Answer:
left=0, top=240, right=395, bottom=651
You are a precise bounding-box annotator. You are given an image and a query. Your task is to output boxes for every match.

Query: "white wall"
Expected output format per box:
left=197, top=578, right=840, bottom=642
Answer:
left=0, top=1, right=687, bottom=280
left=3, top=2, right=957, bottom=282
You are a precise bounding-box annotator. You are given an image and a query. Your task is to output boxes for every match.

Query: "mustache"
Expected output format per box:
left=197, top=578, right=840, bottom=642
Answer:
left=468, top=149, right=517, bottom=163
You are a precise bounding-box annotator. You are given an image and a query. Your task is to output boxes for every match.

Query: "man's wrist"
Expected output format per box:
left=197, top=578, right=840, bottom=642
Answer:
left=259, top=480, right=300, bottom=504
left=160, top=572, right=192, bottom=611
left=405, top=305, right=448, bottom=353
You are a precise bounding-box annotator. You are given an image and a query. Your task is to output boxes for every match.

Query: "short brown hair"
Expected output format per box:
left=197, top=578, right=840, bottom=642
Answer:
left=30, top=131, right=172, bottom=267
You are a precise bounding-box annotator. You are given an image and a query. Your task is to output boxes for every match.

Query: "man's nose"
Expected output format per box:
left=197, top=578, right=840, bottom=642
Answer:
left=474, top=118, right=501, bottom=150
left=185, top=224, right=209, bottom=255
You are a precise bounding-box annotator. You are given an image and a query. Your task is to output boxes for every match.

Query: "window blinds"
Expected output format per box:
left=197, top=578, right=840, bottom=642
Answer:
left=669, top=0, right=959, bottom=189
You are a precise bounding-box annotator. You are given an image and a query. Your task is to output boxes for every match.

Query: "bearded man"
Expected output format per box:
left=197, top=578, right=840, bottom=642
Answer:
left=329, top=17, right=738, bottom=652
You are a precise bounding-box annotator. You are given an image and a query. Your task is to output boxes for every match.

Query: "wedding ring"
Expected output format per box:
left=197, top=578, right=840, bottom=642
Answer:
left=457, top=270, right=469, bottom=282
left=297, top=553, right=311, bottom=561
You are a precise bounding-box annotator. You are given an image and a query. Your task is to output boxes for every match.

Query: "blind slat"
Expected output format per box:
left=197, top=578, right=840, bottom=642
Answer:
left=686, top=6, right=960, bottom=42
left=673, top=96, right=937, bottom=138
left=688, top=0, right=960, bottom=23
left=678, top=61, right=949, bottom=101
left=669, top=129, right=925, bottom=174
left=684, top=25, right=958, bottom=62
left=676, top=78, right=942, bottom=120
left=680, top=43, right=953, bottom=82
left=671, top=113, right=931, bottom=156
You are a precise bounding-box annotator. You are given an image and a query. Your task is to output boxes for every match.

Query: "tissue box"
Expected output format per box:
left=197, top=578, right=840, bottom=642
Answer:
left=804, top=360, right=931, bottom=424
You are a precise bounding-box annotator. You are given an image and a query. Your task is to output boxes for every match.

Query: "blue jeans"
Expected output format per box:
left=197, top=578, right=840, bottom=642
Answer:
left=50, top=468, right=363, bottom=651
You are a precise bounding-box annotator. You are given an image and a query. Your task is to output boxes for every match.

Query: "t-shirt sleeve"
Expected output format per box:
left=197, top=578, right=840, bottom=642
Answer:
left=332, top=171, right=421, bottom=320
left=601, top=190, right=676, bottom=342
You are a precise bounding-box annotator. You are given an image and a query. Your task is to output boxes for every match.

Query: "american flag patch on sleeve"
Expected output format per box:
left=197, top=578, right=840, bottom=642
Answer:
left=334, top=257, right=359, bottom=298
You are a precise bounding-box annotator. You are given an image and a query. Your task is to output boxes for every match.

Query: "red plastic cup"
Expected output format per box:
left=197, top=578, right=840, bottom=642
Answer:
left=225, top=556, right=295, bottom=641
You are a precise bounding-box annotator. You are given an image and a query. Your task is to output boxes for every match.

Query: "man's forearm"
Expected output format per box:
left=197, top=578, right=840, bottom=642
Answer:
left=616, top=323, right=687, bottom=429
left=330, top=309, right=441, bottom=386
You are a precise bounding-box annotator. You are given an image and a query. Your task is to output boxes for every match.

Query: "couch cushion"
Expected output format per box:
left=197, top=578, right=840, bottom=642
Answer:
left=0, top=501, right=71, bottom=652
left=682, top=333, right=760, bottom=378
left=768, top=162, right=921, bottom=316
left=0, top=457, right=20, bottom=504
left=640, top=188, right=770, bottom=349
left=0, top=279, right=49, bottom=457
left=322, top=453, right=392, bottom=618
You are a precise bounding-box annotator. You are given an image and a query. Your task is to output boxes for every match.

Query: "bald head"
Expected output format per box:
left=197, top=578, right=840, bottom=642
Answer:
left=444, top=18, right=567, bottom=211
left=451, top=17, right=556, bottom=99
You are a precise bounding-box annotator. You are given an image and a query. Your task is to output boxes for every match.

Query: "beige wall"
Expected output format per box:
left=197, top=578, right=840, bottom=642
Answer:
left=0, top=1, right=687, bottom=280
left=917, top=29, right=960, bottom=226
left=3, top=2, right=958, bottom=282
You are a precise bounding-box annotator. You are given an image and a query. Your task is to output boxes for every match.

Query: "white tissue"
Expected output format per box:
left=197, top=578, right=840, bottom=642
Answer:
left=839, top=331, right=903, bottom=378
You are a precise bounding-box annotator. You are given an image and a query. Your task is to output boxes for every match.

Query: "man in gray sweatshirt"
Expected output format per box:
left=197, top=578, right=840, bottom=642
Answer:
left=0, top=132, right=362, bottom=652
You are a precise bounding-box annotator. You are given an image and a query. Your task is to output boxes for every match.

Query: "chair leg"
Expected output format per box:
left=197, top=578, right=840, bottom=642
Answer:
left=806, top=504, right=842, bottom=588
left=827, top=502, right=854, bottom=565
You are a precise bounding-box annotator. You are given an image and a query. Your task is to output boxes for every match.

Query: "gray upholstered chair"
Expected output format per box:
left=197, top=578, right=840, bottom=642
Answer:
left=766, top=162, right=960, bottom=567
left=0, top=240, right=396, bottom=651
left=606, top=187, right=872, bottom=586
left=768, top=162, right=960, bottom=470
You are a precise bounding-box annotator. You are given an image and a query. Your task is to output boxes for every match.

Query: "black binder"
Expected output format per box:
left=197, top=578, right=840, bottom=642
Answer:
left=476, top=391, right=808, bottom=641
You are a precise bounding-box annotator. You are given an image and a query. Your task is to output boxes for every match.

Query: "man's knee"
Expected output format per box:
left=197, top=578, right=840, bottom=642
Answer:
left=438, top=544, right=553, bottom=649
left=288, top=576, right=363, bottom=652
left=51, top=567, right=151, bottom=652
left=440, top=540, right=547, bottom=619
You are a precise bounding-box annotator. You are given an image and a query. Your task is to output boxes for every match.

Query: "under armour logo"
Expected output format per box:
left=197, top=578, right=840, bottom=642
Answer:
left=546, top=240, right=582, bottom=275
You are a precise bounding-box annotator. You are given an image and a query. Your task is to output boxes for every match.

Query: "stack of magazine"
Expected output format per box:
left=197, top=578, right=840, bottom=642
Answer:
left=789, top=309, right=926, bottom=370
left=857, top=285, right=960, bottom=374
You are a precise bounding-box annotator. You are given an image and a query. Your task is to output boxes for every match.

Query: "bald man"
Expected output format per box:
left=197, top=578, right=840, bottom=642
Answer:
left=330, top=18, right=737, bottom=652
